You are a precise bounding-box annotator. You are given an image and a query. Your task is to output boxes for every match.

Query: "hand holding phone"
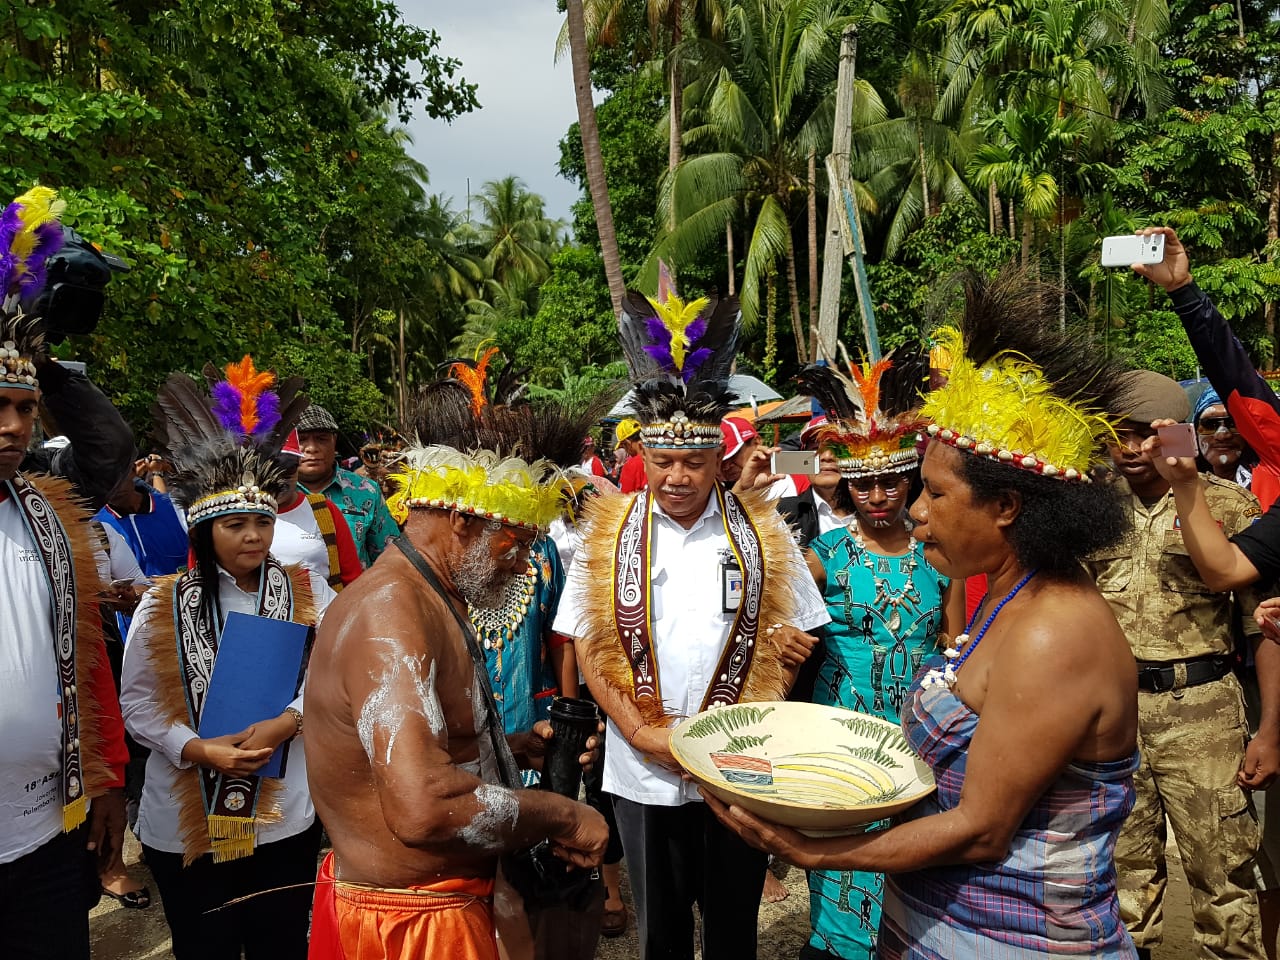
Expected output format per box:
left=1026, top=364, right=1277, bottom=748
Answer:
left=1100, top=233, right=1165, bottom=268
left=770, top=450, right=819, bottom=476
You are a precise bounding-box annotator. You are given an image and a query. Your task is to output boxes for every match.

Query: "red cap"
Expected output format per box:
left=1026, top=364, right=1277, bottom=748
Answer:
left=280, top=429, right=302, bottom=457
left=720, top=416, right=758, bottom=460
left=800, top=414, right=828, bottom=447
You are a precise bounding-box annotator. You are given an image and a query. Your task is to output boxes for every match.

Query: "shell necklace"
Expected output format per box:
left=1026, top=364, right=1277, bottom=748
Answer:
left=921, top=568, right=1038, bottom=690
left=851, top=519, right=920, bottom=634
left=469, top=559, right=537, bottom=652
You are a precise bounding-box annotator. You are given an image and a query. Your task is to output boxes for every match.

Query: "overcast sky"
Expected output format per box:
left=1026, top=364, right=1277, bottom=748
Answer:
left=396, top=1, right=583, bottom=227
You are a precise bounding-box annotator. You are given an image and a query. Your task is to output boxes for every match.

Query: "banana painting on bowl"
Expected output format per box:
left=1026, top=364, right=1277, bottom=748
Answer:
left=670, top=701, right=935, bottom=836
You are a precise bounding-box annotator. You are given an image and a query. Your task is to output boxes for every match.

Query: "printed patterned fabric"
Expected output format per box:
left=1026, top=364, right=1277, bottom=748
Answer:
left=306, top=466, right=399, bottom=568
left=879, top=659, right=1139, bottom=958
left=806, top=529, right=948, bottom=959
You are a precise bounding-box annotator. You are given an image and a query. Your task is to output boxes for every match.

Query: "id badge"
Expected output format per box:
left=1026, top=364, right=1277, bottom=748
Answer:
left=721, top=556, right=743, bottom=613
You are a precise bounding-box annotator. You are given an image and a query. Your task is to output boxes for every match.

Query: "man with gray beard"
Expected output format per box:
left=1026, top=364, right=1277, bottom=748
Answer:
left=303, top=389, right=609, bottom=960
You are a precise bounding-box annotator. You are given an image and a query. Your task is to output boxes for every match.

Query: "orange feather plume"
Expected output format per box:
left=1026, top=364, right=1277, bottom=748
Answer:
left=448, top=346, right=499, bottom=417
left=850, top=357, right=893, bottom=421
left=224, top=356, right=276, bottom=436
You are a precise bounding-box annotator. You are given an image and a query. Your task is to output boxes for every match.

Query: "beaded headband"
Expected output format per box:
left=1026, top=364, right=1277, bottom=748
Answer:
left=186, top=478, right=279, bottom=525
left=640, top=412, right=723, bottom=449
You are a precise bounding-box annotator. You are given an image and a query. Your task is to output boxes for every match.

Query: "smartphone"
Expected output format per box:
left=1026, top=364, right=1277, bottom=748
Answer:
left=770, top=450, right=819, bottom=476
left=1156, top=422, right=1197, bottom=459
left=1100, top=233, right=1165, bottom=268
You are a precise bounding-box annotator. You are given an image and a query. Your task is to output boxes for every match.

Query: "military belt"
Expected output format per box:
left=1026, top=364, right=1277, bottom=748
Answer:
left=1135, top=654, right=1232, bottom=693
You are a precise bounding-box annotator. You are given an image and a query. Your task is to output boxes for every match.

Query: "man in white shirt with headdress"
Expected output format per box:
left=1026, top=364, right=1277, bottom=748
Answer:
left=553, top=286, right=830, bottom=960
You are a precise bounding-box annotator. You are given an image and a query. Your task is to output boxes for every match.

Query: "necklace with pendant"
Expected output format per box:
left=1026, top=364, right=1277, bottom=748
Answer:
left=469, top=559, right=537, bottom=652
left=921, top=568, right=1038, bottom=690
left=851, top=520, right=920, bottom=634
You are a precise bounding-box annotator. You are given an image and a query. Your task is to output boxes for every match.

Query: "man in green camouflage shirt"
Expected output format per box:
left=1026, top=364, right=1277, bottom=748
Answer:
left=1086, top=371, right=1267, bottom=960
left=295, top=405, right=399, bottom=568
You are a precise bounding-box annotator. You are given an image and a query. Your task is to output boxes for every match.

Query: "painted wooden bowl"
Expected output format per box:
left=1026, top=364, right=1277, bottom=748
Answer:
left=670, top=701, right=935, bottom=836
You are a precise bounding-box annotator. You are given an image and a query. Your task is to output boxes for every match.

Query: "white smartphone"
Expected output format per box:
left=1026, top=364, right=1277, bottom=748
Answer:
left=770, top=450, right=819, bottom=476
left=1100, top=233, right=1165, bottom=268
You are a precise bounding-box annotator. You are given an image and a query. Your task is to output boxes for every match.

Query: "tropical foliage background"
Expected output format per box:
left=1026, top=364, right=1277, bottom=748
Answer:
left=6, top=0, right=1280, bottom=436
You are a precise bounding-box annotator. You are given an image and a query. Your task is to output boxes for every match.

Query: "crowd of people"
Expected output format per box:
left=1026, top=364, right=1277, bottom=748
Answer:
left=5, top=183, right=1280, bottom=960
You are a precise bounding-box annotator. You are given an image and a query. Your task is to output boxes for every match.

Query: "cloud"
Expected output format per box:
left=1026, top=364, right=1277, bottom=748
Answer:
left=397, top=1, right=583, bottom=226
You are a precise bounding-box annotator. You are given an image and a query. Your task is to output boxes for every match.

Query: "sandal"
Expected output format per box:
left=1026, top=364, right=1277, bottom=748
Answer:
left=101, top=885, right=152, bottom=909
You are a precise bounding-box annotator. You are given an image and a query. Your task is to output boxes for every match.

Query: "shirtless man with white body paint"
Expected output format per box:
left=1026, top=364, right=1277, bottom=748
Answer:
left=304, top=507, right=609, bottom=960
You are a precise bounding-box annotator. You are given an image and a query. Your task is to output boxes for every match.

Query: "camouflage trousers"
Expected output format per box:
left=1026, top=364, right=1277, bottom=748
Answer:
left=1117, top=672, right=1264, bottom=958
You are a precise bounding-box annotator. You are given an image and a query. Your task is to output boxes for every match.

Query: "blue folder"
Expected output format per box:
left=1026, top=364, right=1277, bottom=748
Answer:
left=198, top=612, right=311, bottom=779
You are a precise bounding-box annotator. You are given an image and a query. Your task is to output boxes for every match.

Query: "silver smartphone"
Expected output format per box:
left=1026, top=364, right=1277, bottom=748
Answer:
left=770, top=450, right=819, bottom=475
left=1100, top=233, right=1165, bottom=268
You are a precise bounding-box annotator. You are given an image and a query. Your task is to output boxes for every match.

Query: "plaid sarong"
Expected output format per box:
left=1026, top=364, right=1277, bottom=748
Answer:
left=880, top=655, right=1139, bottom=958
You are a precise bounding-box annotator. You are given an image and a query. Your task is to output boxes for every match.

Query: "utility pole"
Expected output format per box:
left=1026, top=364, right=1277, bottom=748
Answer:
left=816, top=26, right=858, bottom=363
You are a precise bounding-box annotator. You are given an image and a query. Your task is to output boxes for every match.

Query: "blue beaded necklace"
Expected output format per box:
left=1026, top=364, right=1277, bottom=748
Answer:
left=921, top=568, right=1039, bottom=689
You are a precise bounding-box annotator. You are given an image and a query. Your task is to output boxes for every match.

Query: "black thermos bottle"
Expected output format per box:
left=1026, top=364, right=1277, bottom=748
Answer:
left=541, top=696, right=599, bottom=799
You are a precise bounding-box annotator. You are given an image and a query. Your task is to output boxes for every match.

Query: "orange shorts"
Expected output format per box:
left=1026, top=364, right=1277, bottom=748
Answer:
left=308, top=852, right=497, bottom=960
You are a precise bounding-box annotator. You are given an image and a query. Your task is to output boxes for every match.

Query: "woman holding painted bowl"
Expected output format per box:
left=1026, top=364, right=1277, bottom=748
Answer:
left=120, top=360, right=334, bottom=960
left=703, top=272, right=1141, bottom=958
left=790, top=359, right=964, bottom=960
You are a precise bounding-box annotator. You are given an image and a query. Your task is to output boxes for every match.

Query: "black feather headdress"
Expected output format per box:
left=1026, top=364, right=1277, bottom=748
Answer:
left=796, top=346, right=928, bottom=478
left=921, top=268, right=1131, bottom=481
left=153, top=356, right=307, bottom=524
left=618, top=287, right=742, bottom=449
left=386, top=349, right=611, bottom=530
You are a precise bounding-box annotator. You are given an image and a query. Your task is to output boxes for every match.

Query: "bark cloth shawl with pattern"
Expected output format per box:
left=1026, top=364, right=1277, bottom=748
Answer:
left=7, top=473, right=114, bottom=832
left=140, top=559, right=316, bottom=865
left=575, top=485, right=804, bottom=726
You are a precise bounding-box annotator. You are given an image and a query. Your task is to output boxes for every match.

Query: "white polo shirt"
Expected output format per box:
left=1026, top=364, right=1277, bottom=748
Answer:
left=272, top=496, right=332, bottom=582
left=553, top=493, right=829, bottom=806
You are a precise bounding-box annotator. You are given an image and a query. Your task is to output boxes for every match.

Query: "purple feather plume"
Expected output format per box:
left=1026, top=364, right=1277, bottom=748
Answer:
left=18, top=221, right=66, bottom=294
left=251, top=391, right=281, bottom=438
left=211, top=381, right=245, bottom=433
left=643, top=315, right=676, bottom=371
left=684, top=314, right=708, bottom=345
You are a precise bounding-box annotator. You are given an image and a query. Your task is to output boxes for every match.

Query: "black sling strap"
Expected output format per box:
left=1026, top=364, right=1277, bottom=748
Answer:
left=392, top=536, right=523, bottom=789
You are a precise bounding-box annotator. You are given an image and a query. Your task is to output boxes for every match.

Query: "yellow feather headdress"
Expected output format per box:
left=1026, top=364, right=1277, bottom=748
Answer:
left=922, top=326, right=1114, bottom=480
left=387, top=356, right=608, bottom=529
left=386, top=447, right=565, bottom=532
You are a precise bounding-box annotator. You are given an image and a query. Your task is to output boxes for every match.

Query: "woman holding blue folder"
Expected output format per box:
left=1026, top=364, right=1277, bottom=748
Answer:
left=120, top=359, right=335, bottom=960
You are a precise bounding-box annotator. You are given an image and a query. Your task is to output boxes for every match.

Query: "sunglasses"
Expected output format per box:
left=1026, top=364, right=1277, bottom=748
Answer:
left=1196, top=416, right=1237, bottom=435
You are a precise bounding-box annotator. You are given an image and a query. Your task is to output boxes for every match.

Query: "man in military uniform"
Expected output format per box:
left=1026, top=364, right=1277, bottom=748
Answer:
left=1086, top=370, right=1266, bottom=960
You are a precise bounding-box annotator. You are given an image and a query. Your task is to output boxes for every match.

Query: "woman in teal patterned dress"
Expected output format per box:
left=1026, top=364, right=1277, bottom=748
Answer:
left=794, top=363, right=964, bottom=960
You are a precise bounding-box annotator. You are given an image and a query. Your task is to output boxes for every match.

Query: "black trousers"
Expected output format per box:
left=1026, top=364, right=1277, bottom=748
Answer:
left=144, top=820, right=322, bottom=960
left=614, top=796, right=768, bottom=960
left=0, top=826, right=97, bottom=960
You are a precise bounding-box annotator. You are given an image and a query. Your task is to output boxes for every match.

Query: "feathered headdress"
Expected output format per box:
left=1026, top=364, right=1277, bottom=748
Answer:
left=921, top=269, right=1129, bottom=481
left=0, top=311, right=46, bottom=391
left=154, top=356, right=308, bottom=524
left=618, top=279, right=742, bottom=449
left=797, top=347, right=928, bottom=478
left=387, top=349, right=607, bottom=530
left=0, top=187, right=66, bottom=305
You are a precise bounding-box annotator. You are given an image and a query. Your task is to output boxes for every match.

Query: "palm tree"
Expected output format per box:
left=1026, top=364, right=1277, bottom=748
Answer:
left=644, top=0, right=842, bottom=364
left=970, top=103, right=1086, bottom=268
left=565, top=0, right=627, bottom=315
left=468, top=176, right=562, bottom=287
